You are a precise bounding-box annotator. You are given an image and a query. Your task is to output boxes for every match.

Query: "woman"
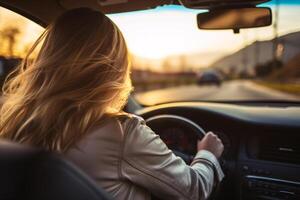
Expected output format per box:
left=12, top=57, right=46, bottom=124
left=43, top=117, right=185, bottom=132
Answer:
left=0, top=8, right=224, bottom=200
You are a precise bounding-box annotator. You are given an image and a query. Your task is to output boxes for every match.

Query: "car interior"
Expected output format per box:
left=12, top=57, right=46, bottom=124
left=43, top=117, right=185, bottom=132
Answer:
left=0, top=0, right=299, bottom=200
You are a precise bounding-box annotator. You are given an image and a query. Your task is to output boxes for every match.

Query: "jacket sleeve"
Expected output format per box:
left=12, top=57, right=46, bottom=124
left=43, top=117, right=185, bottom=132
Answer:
left=120, top=116, right=224, bottom=200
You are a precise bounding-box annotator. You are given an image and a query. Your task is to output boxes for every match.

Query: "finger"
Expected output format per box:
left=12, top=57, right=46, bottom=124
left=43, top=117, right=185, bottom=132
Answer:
left=212, top=134, right=218, bottom=139
left=207, top=131, right=215, bottom=136
left=206, top=132, right=214, bottom=136
left=220, top=144, right=224, bottom=150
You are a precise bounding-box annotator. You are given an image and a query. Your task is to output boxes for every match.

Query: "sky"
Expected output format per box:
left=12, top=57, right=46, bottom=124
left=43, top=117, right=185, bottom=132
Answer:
left=108, top=2, right=300, bottom=70
left=0, top=1, right=300, bottom=71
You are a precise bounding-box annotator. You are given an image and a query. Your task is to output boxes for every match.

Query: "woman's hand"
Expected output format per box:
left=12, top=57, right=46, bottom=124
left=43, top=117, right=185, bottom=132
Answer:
left=197, top=132, right=224, bottom=158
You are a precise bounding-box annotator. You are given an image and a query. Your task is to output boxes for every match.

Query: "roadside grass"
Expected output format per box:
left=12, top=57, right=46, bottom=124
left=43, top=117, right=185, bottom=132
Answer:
left=255, top=81, right=300, bottom=96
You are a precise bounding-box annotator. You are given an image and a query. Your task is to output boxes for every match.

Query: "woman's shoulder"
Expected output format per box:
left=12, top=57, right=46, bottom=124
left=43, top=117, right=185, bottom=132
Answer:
left=116, top=112, right=144, bottom=124
left=114, top=112, right=146, bottom=133
left=92, top=112, right=145, bottom=136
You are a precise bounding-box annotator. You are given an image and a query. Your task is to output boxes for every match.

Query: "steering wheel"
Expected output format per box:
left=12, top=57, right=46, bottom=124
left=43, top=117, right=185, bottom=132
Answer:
left=145, top=114, right=206, bottom=164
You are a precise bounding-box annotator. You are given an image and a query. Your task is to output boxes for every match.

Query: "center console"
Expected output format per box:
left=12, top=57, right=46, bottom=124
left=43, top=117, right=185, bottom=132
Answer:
left=238, top=133, right=300, bottom=200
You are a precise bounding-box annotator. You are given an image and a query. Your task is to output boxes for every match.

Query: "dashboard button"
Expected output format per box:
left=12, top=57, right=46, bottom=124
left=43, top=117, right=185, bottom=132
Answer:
left=242, top=165, right=249, bottom=172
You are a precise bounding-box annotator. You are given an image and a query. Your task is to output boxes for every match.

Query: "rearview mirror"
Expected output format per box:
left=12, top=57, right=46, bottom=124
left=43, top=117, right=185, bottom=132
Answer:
left=181, top=0, right=270, bottom=9
left=197, top=7, right=272, bottom=32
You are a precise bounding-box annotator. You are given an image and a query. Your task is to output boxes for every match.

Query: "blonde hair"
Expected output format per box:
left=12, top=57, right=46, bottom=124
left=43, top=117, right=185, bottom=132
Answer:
left=0, top=8, right=132, bottom=152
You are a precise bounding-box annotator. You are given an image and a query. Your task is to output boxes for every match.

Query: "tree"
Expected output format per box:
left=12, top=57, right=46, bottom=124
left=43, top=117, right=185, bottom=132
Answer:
left=1, top=26, right=20, bottom=57
left=162, top=58, right=173, bottom=72
left=179, top=55, right=187, bottom=72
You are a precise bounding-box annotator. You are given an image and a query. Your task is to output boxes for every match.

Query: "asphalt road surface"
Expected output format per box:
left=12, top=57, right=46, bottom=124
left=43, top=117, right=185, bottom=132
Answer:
left=134, top=80, right=299, bottom=106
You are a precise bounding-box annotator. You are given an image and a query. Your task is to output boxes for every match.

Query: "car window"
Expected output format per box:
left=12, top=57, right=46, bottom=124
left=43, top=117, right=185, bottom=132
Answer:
left=0, top=6, right=44, bottom=86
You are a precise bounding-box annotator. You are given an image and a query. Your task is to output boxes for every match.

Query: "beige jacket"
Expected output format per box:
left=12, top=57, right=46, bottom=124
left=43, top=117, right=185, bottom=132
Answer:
left=66, top=114, right=224, bottom=200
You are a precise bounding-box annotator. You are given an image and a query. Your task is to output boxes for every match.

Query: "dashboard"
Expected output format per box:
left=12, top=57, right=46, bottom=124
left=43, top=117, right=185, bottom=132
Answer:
left=135, top=102, right=300, bottom=200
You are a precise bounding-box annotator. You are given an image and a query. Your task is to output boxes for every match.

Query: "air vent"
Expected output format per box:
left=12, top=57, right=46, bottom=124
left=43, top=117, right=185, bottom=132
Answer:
left=259, top=135, right=300, bottom=165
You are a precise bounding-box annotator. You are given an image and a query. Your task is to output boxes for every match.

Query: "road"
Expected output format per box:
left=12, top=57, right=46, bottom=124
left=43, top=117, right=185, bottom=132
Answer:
left=134, top=80, right=299, bottom=106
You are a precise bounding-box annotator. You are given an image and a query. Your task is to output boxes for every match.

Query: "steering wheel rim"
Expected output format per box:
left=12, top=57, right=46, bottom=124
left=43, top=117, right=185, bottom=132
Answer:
left=145, top=114, right=206, bottom=163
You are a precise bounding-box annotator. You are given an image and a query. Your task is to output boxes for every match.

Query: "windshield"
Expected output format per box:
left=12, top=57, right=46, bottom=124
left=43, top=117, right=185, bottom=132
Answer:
left=0, top=2, right=299, bottom=106
left=109, top=0, right=300, bottom=106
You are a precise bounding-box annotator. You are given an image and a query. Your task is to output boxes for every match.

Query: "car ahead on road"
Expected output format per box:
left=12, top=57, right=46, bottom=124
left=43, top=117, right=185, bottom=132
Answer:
left=196, top=70, right=222, bottom=86
left=0, top=0, right=299, bottom=200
